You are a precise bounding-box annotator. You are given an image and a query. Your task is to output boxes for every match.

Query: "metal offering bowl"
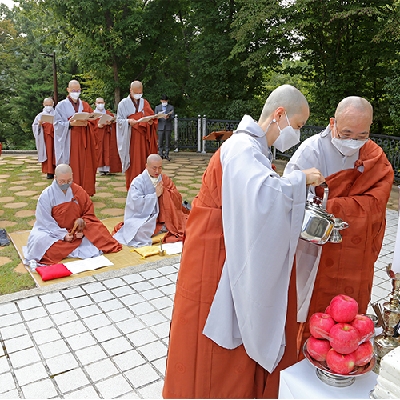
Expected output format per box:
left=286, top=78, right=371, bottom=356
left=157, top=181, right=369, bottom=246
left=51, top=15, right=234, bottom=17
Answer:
left=303, top=341, right=376, bottom=387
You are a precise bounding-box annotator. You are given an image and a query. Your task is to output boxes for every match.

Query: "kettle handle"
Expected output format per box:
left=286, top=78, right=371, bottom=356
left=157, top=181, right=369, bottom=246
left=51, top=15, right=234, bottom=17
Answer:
left=320, top=182, right=329, bottom=210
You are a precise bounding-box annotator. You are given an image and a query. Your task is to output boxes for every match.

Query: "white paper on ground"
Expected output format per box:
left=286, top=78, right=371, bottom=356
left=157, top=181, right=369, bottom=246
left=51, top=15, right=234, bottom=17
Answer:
left=64, top=255, right=114, bottom=274
left=160, top=242, right=183, bottom=255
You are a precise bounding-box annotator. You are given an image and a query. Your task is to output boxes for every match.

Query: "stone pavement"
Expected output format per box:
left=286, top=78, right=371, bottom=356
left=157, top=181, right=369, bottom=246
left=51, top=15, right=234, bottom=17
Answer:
left=0, top=152, right=399, bottom=399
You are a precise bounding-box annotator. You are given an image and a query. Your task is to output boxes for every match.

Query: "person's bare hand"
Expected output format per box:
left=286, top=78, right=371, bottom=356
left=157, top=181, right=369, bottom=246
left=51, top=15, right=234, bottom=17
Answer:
left=155, top=181, right=163, bottom=197
left=128, top=119, right=138, bottom=126
left=64, top=233, right=74, bottom=242
left=75, top=232, right=84, bottom=239
left=302, top=168, right=325, bottom=186
left=38, top=120, right=43, bottom=126
left=75, top=218, right=86, bottom=232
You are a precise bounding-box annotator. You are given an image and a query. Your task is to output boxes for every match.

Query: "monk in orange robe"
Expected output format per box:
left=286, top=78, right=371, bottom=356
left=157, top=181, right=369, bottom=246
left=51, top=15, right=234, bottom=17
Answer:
left=283, top=96, right=394, bottom=356
left=54, top=80, right=98, bottom=196
left=116, top=80, right=158, bottom=190
left=93, top=98, right=122, bottom=175
left=25, top=164, right=122, bottom=266
left=163, top=85, right=325, bottom=398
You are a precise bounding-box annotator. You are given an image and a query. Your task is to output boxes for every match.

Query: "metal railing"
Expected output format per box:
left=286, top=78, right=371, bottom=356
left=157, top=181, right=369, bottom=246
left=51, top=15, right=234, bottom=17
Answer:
left=173, top=115, right=400, bottom=181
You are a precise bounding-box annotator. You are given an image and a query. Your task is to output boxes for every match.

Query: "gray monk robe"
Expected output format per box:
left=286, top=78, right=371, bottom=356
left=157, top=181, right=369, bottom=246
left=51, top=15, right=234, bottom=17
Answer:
left=113, top=170, right=188, bottom=247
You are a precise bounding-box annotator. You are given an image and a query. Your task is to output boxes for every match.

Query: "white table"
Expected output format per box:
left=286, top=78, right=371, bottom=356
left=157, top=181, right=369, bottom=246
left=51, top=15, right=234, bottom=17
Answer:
left=279, top=358, right=377, bottom=399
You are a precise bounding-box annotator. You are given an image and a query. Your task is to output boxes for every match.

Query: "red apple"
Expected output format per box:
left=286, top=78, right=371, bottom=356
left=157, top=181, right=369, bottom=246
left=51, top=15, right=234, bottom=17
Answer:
left=309, top=312, right=335, bottom=339
left=352, top=341, right=374, bottom=367
left=326, top=348, right=356, bottom=374
left=329, top=323, right=359, bottom=354
left=325, top=305, right=331, bottom=315
left=350, top=314, right=375, bottom=343
left=306, top=336, right=331, bottom=362
left=329, top=294, right=358, bottom=323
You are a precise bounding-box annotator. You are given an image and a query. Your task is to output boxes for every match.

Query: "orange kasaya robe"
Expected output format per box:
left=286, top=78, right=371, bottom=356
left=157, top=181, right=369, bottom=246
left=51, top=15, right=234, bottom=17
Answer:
left=125, top=99, right=158, bottom=190
left=69, top=101, right=98, bottom=196
left=94, top=111, right=122, bottom=173
left=154, top=174, right=189, bottom=243
left=40, top=182, right=122, bottom=265
left=297, top=140, right=394, bottom=357
left=41, top=122, right=55, bottom=175
left=163, top=150, right=298, bottom=399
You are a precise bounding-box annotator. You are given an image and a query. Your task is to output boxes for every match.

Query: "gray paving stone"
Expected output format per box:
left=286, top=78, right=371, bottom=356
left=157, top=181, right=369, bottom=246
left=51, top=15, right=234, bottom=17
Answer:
left=75, top=345, right=108, bottom=366
left=112, top=350, right=146, bottom=371
left=158, top=265, right=178, bottom=275
left=98, top=298, right=124, bottom=313
left=128, top=328, right=158, bottom=347
left=66, top=331, right=97, bottom=351
left=63, top=385, right=101, bottom=399
left=95, top=374, right=133, bottom=399
left=84, top=313, right=111, bottom=330
left=81, top=282, right=105, bottom=294
left=14, top=361, right=48, bottom=386
left=68, top=296, right=94, bottom=309
left=132, top=281, right=153, bottom=291
left=119, top=293, right=145, bottom=306
left=53, top=367, right=91, bottom=394
left=38, top=339, right=70, bottom=359
left=31, top=327, right=62, bottom=345
left=0, top=323, right=28, bottom=339
left=20, top=378, right=59, bottom=399
left=90, top=290, right=115, bottom=303
left=84, top=358, right=119, bottom=382
left=26, top=317, right=54, bottom=333
left=118, top=390, right=140, bottom=399
left=75, top=304, right=102, bottom=319
left=0, top=389, right=19, bottom=399
left=45, top=301, right=72, bottom=315
left=39, top=292, right=64, bottom=304
left=61, top=286, right=86, bottom=299
left=51, top=309, right=79, bottom=326
left=91, top=324, right=121, bottom=343
left=160, top=306, right=173, bottom=319
left=45, top=352, right=79, bottom=375
left=150, top=322, right=170, bottom=339
left=57, top=319, right=87, bottom=338
left=0, top=302, right=18, bottom=316
left=149, top=276, right=173, bottom=287
left=139, top=311, right=168, bottom=326
left=0, top=312, right=23, bottom=327
left=138, top=341, right=167, bottom=362
left=111, top=286, right=136, bottom=297
left=102, top=277, right=125, bottom=289
left=152, top=358, right=166, bottom=376
left=137, top=379, right=163, bottom=399
left=115, top=318, right=145, bottom=335
left=107, top=307, right=134, bottom=323
left=149, top=296, right=174, bottom=310
left=8, top=347, right=41, bottom=369
left=130, top=302, right=155, bottom=316
left=0, top=356, right=10, bottom=374
left=101, top=336, right=133, bottom=357
left=125, top=363, right=160, bottom=388
left=3, top=334, right=34, bottom=353
left=17, top=296, right=41, bottom=310
left=21, top=306, right=48, bottom=321
left=140, top=288, right=165, bottom=300
left=0, top=371, right=16, bottom=394
left=122, top=273, right=145, bottom=284
left=158, top=283, right=176, bottom=295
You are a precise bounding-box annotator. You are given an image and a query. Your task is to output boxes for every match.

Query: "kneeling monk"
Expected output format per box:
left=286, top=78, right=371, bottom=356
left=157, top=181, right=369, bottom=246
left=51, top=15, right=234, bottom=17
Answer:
left=25, top=164, right=122, bottom=266
left=113, top=154, right=189, bottom=247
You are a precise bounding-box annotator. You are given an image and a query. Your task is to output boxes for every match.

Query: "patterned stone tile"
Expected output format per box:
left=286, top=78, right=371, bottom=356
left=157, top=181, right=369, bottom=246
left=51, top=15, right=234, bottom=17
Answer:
left=4, top=202, right=28, bottom=209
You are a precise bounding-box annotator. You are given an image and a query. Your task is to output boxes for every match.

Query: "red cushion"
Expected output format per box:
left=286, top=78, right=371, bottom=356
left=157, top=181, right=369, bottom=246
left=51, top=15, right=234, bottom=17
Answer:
left=36, top=263, right=72, bottom=281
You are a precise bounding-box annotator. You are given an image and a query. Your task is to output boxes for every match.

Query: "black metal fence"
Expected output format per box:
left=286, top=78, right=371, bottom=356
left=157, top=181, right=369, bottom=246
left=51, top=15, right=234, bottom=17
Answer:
left=173, top=116, right=400, bottom=181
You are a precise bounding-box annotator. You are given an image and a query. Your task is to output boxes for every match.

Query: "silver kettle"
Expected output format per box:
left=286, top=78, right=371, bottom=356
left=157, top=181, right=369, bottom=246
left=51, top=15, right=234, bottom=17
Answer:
left=300, top=184, right=349, bottom=245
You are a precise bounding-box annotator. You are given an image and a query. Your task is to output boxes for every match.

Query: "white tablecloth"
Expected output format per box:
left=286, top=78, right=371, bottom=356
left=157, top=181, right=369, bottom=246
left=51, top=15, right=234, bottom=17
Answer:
left=279, top=359, right=377, bottom=399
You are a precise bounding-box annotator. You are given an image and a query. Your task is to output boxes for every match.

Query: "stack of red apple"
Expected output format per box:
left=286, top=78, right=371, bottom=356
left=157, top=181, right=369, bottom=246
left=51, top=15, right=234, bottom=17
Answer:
left=306, top=294, right=375, bottom=375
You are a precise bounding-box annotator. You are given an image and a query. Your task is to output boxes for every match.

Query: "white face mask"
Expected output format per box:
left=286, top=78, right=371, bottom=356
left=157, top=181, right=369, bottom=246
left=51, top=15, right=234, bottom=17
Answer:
left=44, top=105, right=53, bottom=112
left=161, top=102, right=167, bottom=106
left=69, top=91, right=80, bottom=100
left=96, top=103, right=105, bottom=110
left=133, top=93, right=142, bottom=100
left=331, top=137, right=368, bottom=156
left=272, top=114, right=300, bottom=152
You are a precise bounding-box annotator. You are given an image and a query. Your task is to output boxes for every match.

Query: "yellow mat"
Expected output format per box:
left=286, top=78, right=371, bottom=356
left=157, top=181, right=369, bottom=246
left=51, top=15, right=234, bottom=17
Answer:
left=9, top=217, right=176, bottom=287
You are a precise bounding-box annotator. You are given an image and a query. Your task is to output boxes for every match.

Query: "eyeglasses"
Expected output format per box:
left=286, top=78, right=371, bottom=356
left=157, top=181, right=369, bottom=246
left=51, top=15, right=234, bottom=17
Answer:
left=56, top=179, right=72, bottom=185
left=334, top=121, right=370, bottom=141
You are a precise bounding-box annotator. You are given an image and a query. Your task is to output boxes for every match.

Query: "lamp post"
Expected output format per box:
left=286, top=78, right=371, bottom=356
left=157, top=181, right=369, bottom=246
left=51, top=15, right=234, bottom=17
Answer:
left=40, top=51, right=58, bottom=105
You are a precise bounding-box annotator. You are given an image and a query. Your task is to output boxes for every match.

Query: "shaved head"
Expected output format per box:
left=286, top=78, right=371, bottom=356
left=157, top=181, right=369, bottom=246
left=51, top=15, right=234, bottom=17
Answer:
left=43, top=98, right=54, bottom=106
left=335, top=96, right=373, bottom=123
left=130, top=81, right=142, bottom=90
left=96, top=97, right=105, bottom=103
left=55, top=164, right=72, bottom=176
left=146, top=154, right=163, bottom=178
